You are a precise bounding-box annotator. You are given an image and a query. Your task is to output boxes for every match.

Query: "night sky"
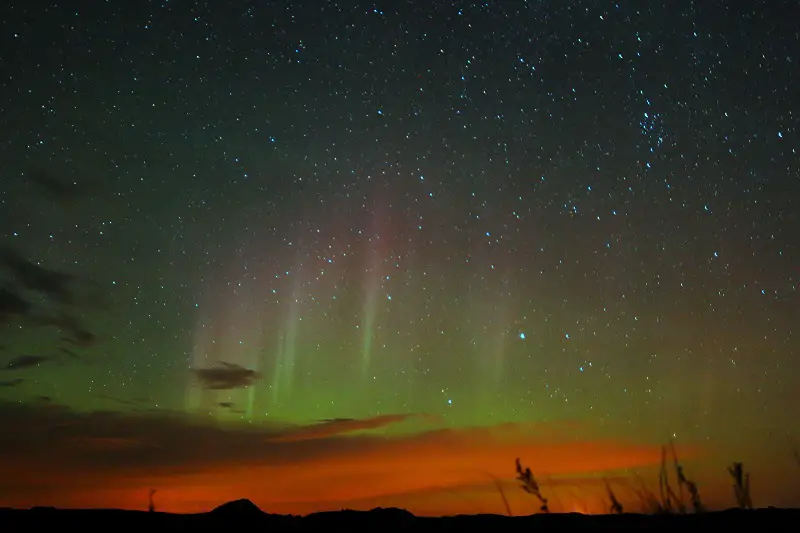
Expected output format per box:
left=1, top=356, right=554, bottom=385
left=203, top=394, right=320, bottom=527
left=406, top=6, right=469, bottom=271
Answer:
left=1, top=0, right=798, bottom=515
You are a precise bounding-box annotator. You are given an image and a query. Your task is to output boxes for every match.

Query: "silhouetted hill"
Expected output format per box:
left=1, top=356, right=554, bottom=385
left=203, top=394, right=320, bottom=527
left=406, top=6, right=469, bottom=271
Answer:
left=0, top=503, right=798, bottom=531
left=210, top=498, right=264, bottom=516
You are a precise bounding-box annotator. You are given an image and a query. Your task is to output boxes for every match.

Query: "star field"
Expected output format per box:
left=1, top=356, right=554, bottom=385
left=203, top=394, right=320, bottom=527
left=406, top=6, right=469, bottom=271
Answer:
left=0, top=0, right=797, bottom=514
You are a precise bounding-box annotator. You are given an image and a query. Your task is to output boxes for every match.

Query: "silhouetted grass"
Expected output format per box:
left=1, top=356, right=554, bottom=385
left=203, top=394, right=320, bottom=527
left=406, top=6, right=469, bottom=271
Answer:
left=148, top=489, right=157, bottom=513
left=515, top=458, right=549, bottom=513
left=486, top=473, right=513, bottom=517
left=516, top=441, right=715, bottom=516
left=728, top=462, right=753, bottom=509
left=632, top=475, right=664, bottom=514
left=604, top=478, right=624, bottom=514
left=513, top=445, right=793, bottom=516
left=670, top=442, right=703, bottom=513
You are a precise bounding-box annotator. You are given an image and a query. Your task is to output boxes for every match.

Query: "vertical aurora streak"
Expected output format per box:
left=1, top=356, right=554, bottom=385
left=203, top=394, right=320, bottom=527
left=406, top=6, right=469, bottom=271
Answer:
left=282, top=295, right=299, bottom=398
left=273, top=285, right=301, bottom=405
left=360, top=185, right=389, bottom=378
left=360, top=263, right=379, bottom=377
left=271, top=334, right=285, bottom=407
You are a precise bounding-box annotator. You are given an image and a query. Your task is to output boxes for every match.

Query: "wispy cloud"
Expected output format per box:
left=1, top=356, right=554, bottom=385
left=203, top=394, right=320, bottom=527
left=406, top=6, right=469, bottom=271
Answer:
left=192, top=362, right=259, bottom=390
left=0, top=288, right=31, bottom=323
left=26, top=168, right=95, bottom=204
left=32, top=313, right=97, bottom=348
left=3, top=346, right=85, bottom=371
left=270, top=414, right=434, bottom=442
left=0, top=246, right=99, bottom=347
left=58, top=347, right=82, bottom=360
left=0, top=402, right=694, bottom=515
left=5, top=354, right=56, bottom=371
left=0, top=245, right=75, bottom=305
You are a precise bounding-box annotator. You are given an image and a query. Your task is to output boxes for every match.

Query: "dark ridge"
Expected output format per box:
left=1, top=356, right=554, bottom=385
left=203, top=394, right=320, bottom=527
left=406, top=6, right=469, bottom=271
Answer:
left=306, top=507, right=416, bottom=526
left=0, top=504, right=798, bottom=531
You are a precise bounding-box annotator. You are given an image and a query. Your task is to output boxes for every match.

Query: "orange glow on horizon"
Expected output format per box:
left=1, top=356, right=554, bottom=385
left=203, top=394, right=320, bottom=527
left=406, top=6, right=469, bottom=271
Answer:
left=1, top=420, right=720, bottom=516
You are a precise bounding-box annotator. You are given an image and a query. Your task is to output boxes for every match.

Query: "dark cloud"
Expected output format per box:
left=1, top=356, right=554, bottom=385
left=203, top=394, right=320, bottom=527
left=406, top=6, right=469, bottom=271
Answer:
left=94, top=394, right=150, bottom=407
left=95, top=394, right=136, bottom=406
left=271, top=414, right=424, bottom=443
left=0, top=287, right=31, bottom=322
left=26, top=168, right=95, bottom=204
left=57, top=347, right=82, bottom=360
left=30, top=312, right=97, bottom=348
left=4, top=345, right=87, bottom=371
left=61, top=327, right=96, bottom=348
left=0, top=378, right=24, bottom=387
left=0, top=248, right=99, bottom=350
left=5, top=354, right=55, bottom=370
left=193, top=362, right=259, bottom=390
left=0, top=245, right=75, bottom=305
left=0, top=402, right=428, bottom=474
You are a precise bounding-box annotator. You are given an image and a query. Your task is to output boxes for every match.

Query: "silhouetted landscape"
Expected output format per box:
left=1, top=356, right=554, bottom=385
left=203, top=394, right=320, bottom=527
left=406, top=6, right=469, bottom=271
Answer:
left=3, top=451, right=798, bottom=530
left=2, top=0, right=798, bottom=525
left=2, top=500, right=799, bottom=531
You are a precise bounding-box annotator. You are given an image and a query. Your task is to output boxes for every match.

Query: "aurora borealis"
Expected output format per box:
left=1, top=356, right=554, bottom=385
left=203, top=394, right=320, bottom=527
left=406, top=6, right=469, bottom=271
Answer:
left=1, top=0, right=798, bottom=515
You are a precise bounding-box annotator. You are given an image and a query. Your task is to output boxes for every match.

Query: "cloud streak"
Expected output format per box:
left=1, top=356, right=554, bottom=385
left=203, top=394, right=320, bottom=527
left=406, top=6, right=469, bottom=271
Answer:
left=192, top=362, right=259, bottom=390
left=0, top=245, right=75, bottom=305
left=26, top=168, right=94, bottom=204
left=31, top=313, right=97, bottom=348
left=270, top=414, right=436, bottom=443
left=0, top=288, right=31, bottom=323
left=0, top=245, right=100, bottom=347
left=3, top=346, right=87, bottom=371
left=5, top=354, right=56, bottom=371
left=0, top=402, right=696, bottom=515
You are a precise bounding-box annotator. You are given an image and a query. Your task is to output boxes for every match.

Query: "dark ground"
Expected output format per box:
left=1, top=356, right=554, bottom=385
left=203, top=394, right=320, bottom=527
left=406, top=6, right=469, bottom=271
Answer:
left=1, top=499, right=797, bottom=531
